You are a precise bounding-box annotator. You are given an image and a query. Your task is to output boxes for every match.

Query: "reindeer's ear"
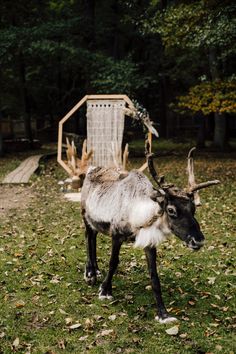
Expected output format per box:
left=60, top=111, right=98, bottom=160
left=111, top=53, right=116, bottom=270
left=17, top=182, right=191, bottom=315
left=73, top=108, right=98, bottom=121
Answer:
left=151, top=189, right=166, bottom=207
left=118, top=171, right=129, bottom=180
left=156, top=195, right=165, bottom=204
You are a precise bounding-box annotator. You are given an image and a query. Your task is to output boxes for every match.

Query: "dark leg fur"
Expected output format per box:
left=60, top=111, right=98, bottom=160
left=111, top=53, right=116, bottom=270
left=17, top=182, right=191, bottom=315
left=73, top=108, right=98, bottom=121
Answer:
left=145, top=247, right=177, bottom=323
left=99, top=236, right=122, bottom=299
left=84, top=218, right=100, bottom=285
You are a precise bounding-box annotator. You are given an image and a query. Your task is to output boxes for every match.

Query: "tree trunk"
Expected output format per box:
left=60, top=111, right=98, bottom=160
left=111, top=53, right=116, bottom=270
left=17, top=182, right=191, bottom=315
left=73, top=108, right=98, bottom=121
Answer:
left=0, top=133, right=3, bottom=156
left=159, top=75, right=167, bottom=137
left=111, top=1, right=120, bottom=59
left=158, top=0, right=168, bottom=138
left=86, top=0, right=95, bottom=48
left=209, top=48, right=227, bottom=150
left=195, top=113, right=206, bottom=148
left=213, top=113, right=227, bottom=149
left=18, top=53, right=33, bottom=145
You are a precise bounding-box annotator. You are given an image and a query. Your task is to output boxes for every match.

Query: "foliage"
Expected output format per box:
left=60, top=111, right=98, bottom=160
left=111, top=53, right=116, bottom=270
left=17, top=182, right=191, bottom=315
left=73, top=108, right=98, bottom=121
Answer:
left=144, top=1, right=236, bottom=53
left=176, top=80, right=236, bottom=115
left=0, top=0, right=153, bottom=123
left=91, top=56, right=148, bottom=94
left=141, top=0, right=236, bottom=148
left=0, top=0, right=235, bottom=149
left=0, top=154, right=235, bottom=353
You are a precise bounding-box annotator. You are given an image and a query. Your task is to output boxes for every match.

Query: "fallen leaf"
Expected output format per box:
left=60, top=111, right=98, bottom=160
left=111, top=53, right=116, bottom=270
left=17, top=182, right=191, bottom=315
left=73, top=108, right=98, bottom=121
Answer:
left=165, top=325, right=179, bottom=336
left=50, top=275, right=61, bottom=284
left=211, top=303, right=220, bottom=309
left=209, top=323, right=219, bottom=327
left=58, top=339, right=66, bottom=349
left=222, top=307, right=229, bottom=312
left=59, top=308, right=67, bottom=315
left=108, top=315, right=116, bottom=321
left=15, top=300, right=25, bottom=308
left=207, top=277, right=216, bottom=285
left=69, top=323, right=82, bottom=330
left=79, top=335, right=88, bottom=341
left=84, top=318, right=94, bottom=330
left=145, top=285, right=152, bottom=291
left=205, top=330, right=216, bottom=337
left=182, top=316, right=190, bottom=321
left=13, top=337, right=20, bottom=348
left=97, top=329, right=114, bottom=337
left=14, top=252, right=23, bottom=257
left=188, top=300, right=195, bottom=306
left=65, top=317, right=73, bottom=325
left=215, top=345, right=222, bottom=351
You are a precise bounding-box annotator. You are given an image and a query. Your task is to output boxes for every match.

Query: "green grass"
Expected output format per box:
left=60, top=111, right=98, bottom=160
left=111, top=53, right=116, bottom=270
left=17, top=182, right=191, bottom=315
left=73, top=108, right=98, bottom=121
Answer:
left=0, top=152, right=235, bottom=353
left=128, top=138, right=236, bottom=156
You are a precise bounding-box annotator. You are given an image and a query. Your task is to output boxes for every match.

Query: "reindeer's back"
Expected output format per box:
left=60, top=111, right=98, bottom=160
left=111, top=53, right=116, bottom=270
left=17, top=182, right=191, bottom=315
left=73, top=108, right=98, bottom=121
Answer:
left=81, top=167, right=157, bottom=233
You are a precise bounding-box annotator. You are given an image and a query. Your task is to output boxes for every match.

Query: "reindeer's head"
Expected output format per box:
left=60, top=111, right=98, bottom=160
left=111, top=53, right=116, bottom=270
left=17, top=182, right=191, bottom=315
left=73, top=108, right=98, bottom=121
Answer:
left=161, top=187, right=204, bottom=250
left=148, top=148, right=220, bottom=251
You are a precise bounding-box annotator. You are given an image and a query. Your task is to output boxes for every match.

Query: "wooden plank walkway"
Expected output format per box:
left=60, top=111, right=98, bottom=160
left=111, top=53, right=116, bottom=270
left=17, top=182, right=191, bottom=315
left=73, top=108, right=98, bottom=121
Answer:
left=2, top=155, right=43, bottom=184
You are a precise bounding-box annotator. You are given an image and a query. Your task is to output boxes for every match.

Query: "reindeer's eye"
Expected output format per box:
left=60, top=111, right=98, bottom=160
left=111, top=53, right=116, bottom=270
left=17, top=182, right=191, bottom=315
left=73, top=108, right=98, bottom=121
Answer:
left=167, top=206, right=177, bottom=217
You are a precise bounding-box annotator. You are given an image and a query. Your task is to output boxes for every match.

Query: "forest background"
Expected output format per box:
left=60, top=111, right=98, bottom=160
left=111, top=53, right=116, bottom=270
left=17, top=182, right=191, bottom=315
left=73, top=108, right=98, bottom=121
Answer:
left=0, top=0, right=235, bottom=151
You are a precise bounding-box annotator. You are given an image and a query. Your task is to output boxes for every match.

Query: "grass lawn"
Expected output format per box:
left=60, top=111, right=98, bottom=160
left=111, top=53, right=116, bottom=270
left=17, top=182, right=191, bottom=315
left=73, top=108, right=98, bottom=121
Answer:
left=0, top=149, right=235, bottom=353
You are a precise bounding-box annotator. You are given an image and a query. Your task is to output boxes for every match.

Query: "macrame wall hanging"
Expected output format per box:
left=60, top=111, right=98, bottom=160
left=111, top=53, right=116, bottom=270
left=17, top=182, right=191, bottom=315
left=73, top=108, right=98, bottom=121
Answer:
left=86, top=99, right=125, bottom=167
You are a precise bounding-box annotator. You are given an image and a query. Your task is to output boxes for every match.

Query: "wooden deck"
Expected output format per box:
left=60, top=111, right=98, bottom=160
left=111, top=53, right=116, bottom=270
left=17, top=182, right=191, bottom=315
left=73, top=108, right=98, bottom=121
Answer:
left=2, top=155, right=43, bottom=184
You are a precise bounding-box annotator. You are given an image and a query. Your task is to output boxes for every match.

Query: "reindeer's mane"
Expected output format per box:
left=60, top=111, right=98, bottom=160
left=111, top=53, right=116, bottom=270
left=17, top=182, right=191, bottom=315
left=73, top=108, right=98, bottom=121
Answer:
left=87, top=167, right=129, bottom=184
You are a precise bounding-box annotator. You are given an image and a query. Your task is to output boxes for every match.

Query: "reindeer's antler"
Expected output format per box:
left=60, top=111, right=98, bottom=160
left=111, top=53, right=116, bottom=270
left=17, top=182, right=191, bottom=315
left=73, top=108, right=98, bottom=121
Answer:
left=143, top=133, right=167, bottom=190
left=190, top=180, right=221, bottom=193
left=76, top=139, right=93, bottom=175
left=66, top=138, right=93, bottom=181
left=186, top=147, right=220, bottom=206
left=138, top=132, right=152, bottom=172
left=187, top=147, right=201, bottom=206
left=66, top=137, right=78, bottom=175
left=81, top=139, right=93, bottom=166
left=110, top=142, right=129, bottom=171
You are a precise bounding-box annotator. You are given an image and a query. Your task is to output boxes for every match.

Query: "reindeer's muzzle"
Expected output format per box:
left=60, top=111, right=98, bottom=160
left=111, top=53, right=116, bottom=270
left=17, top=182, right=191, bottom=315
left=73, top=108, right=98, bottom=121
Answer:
left=186, top=235, right=204, bottom=251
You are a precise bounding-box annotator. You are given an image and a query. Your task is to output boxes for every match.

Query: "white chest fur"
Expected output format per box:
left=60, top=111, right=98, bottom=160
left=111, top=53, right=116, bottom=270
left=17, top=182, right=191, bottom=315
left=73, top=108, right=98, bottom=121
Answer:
left=134, top=215, right=171, bottom=249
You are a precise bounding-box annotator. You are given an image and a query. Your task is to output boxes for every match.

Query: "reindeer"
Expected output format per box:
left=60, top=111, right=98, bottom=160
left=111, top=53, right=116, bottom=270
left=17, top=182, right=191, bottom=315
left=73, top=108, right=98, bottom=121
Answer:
left=80, top=147, right=219, bottom=323
left=80, top=144, right=220, bottom=323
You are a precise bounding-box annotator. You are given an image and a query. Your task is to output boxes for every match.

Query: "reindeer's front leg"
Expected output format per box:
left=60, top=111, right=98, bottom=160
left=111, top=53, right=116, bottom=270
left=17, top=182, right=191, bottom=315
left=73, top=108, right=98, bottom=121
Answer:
left=145, top=247, right=177, bottom=323
left=99, top=236, right=122, bottom=300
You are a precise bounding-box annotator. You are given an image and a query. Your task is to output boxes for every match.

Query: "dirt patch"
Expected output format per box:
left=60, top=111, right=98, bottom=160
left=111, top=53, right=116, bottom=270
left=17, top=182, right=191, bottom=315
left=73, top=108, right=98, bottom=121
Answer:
left=0, top=184, right=35, bottom=216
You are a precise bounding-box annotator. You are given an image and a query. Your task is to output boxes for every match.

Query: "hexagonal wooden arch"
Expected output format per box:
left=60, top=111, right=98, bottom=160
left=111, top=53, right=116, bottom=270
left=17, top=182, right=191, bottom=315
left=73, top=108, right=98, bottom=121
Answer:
left=57, top=94, right=136, bottom=175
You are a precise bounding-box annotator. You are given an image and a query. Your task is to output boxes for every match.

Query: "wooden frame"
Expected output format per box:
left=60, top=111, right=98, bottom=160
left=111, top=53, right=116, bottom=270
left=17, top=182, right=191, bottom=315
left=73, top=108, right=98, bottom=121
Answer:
left=57, top=94, right=136, bottom=175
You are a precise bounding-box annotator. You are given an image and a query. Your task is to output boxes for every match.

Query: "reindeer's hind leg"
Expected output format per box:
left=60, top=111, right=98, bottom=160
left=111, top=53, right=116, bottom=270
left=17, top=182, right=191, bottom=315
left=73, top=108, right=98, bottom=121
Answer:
left=99, top=236, right=122, bottom=299
left=84, top=218, right=99, bottom=285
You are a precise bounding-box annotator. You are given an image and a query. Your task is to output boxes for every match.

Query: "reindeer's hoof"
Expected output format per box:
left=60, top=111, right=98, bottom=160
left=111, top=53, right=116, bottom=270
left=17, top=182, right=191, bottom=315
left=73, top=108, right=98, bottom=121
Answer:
left=96, top=269, right=102, bottom=278
left=98, top=293, right=113, bottom=300
left=84, top=270, right=97, bottom=285
left=155, top=315, right=178, bottom=324
left=98, top=286, right=113, bottom=300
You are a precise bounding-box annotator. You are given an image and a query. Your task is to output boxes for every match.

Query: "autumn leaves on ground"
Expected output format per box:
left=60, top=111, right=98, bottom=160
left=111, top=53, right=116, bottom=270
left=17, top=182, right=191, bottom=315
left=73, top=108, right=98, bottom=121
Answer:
left=0, top=150, right=235, bottom=354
